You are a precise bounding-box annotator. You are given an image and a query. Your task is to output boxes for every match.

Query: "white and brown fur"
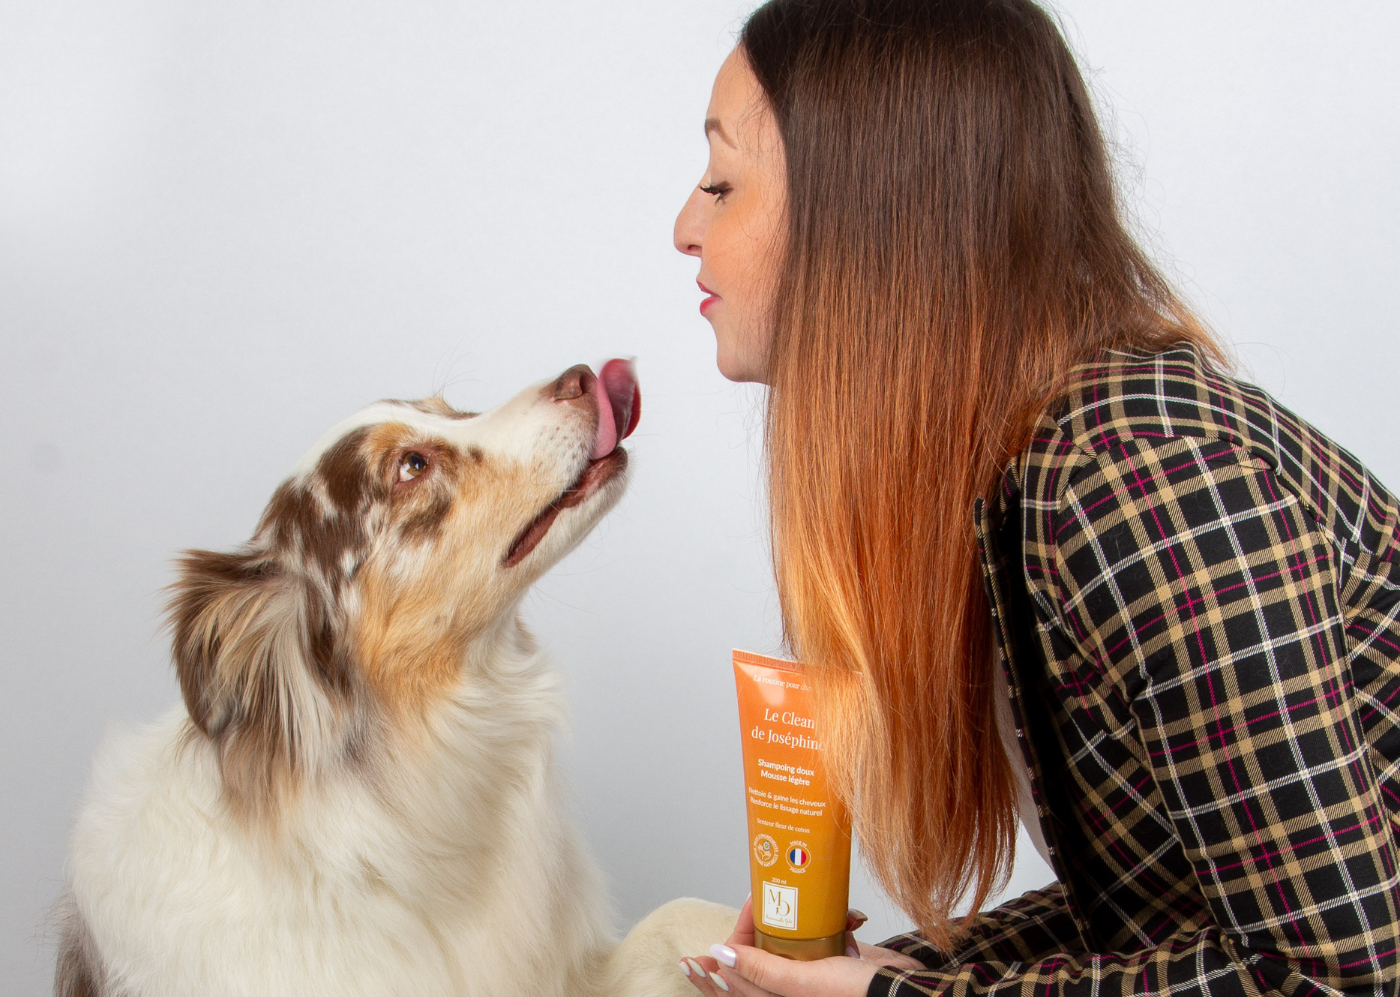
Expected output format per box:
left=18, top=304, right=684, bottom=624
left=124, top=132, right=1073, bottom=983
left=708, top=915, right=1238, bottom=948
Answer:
left=56, top=366, right=734, bottom=997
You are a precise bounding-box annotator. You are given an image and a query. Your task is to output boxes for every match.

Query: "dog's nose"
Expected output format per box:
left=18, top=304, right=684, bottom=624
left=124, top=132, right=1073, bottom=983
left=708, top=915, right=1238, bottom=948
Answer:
left=552, top=364, right=596, bottom=402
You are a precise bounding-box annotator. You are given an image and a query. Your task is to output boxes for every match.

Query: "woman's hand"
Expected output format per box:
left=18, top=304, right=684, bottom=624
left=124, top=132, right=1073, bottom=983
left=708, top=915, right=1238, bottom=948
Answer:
left=681, top=897, right=925, bottom=997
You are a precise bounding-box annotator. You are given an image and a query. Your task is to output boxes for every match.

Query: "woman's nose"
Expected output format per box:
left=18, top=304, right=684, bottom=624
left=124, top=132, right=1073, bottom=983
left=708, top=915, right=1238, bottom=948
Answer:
left=673, top=186, right=707, bottom=258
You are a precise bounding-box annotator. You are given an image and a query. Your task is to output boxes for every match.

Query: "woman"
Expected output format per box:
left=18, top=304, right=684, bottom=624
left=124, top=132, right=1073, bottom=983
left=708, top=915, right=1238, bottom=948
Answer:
left=672, top=2, right=1400, bottom=996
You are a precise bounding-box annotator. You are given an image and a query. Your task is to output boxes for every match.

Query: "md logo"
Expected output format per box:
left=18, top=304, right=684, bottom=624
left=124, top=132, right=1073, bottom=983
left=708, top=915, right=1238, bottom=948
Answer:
left=761, top=882, right=798, bottom=931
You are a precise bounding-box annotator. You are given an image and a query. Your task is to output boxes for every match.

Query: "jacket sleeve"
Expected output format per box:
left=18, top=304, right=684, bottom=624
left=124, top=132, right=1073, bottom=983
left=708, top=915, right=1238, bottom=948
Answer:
left=871, top=438, right=1400, bottom=997
left=877, top=883, right=1082, bottom=970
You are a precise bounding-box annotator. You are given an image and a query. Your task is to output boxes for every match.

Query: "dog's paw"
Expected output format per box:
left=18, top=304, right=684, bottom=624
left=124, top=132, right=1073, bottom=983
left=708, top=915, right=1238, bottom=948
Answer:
left=607, top=898, right=740, bottom=997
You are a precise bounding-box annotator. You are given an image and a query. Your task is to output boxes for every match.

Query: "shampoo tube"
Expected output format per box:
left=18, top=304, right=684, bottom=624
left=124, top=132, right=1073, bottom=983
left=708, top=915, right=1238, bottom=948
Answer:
left=733, top=650, right=852, bottom=960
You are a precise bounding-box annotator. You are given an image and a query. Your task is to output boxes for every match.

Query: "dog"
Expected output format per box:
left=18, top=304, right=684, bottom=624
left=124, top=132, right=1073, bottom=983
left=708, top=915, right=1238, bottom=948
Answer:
left=56, top=360, right=736, bottom=997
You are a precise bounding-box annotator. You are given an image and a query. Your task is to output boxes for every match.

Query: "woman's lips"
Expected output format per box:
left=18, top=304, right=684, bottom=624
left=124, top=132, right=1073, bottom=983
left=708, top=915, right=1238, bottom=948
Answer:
left=697, top=280, right=720, bottom=316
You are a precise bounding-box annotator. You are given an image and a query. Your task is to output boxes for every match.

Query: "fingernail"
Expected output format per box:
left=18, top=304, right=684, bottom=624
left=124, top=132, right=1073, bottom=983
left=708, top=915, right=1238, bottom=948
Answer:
left=679, top=960, right=691, bottom=977
left=711, top=972, right=731, bottom=992
left=847, top=945, right=860, bottom=958
left=849, top=908, right=868, bottom=921
left=710, top=944, right=737, bottom=968
left=686, top=959, right=708, bottom=979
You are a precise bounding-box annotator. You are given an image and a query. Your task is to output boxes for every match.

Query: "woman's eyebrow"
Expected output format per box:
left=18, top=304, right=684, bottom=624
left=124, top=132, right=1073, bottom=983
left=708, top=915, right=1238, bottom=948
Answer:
left=704, top=117, right=737, bottom=147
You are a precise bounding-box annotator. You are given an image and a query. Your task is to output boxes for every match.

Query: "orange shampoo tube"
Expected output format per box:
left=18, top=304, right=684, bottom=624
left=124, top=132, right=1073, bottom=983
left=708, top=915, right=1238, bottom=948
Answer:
left=733, top=650, right=852, bottom=960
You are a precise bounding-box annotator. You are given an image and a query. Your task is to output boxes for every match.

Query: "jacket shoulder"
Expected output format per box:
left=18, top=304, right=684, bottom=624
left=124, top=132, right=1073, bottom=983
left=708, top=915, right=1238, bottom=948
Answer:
left=1045, top=346, right=1262, bottom=458
left=1019, top=345, right=1397, bottom=560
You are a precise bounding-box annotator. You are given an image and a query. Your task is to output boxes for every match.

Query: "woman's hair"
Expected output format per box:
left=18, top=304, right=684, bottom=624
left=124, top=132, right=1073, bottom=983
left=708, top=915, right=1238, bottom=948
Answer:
left=742, top=0, right=1223, bottom=946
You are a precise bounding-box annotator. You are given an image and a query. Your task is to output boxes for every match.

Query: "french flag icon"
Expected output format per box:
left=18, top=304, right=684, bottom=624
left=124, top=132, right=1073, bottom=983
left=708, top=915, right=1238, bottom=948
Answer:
left=788, top=845, right=810, bottom=868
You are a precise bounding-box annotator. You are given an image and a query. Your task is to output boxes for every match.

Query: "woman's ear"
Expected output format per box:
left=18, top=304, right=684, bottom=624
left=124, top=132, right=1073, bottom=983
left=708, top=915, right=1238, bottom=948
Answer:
left=167, top=547, right=346, bottom=817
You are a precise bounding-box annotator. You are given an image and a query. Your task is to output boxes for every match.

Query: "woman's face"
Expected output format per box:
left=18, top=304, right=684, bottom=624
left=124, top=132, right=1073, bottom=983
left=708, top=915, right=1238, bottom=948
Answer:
left=674, top=49, right=787, bottom=385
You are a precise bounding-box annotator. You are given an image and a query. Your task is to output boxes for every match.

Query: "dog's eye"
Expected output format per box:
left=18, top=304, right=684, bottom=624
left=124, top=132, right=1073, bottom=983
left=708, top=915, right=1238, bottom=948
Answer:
left=398, top=452, right=429, bottom=482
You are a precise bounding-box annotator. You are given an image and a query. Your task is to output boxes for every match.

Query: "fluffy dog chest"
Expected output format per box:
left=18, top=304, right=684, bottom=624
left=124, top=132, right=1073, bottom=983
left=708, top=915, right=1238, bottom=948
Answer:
left=69, top=680, right=609, bottom=997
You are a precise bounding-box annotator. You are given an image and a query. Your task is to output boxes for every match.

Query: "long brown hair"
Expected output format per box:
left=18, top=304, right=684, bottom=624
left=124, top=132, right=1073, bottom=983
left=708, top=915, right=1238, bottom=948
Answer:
left=743, top=0, right=1222, bottom=946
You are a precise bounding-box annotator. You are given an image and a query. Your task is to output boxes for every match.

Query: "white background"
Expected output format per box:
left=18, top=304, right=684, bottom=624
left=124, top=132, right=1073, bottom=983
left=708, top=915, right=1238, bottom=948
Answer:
left=2, top=2, right=1397, bottom=992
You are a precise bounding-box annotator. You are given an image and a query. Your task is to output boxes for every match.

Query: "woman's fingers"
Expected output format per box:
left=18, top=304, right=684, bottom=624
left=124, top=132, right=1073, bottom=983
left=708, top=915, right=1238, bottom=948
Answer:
left=701, top=898, right=769, bottom=996
left=713, top=943, right=879, bottom=997
left=841, top=907, right=869, bottom=955
left=688, top=898, right=887, bottom=995
left=681, top=955, right=728, bottom=995
left=693, top=953, right=778, bottom=997
left=713, top=968, right=774, bottom=997
left=703, top=951, right=776, bottom=997
left=726, top=895, right=757, bottom=948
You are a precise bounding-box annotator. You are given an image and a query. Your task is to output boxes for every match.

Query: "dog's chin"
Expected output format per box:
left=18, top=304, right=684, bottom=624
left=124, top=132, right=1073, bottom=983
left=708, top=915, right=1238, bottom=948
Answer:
left=502, top=448, right=629, bottom=571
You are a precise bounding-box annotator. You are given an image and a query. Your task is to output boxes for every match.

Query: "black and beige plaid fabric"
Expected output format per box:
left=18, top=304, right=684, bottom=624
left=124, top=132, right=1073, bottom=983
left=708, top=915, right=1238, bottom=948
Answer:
left=870, top=347, right=1400, bottom=997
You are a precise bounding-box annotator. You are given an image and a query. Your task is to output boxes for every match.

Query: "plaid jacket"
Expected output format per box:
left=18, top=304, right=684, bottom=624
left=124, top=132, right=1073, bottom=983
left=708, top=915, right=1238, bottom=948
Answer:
left=870, top=347, right=1400, bottom=997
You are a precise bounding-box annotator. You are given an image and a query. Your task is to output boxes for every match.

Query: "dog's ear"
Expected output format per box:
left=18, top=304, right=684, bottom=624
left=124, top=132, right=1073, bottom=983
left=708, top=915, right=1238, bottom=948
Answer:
left=168, top=547, right=347, bottom=816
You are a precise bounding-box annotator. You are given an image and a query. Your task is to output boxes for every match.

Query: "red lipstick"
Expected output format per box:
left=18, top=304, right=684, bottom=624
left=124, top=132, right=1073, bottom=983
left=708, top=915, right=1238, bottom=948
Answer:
left=697, top=279, right=720, bottom=316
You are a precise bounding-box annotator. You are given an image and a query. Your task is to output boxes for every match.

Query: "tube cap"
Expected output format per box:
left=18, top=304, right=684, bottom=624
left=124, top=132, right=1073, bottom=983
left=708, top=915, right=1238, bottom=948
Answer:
left=753, top=929, right=846, bottom=961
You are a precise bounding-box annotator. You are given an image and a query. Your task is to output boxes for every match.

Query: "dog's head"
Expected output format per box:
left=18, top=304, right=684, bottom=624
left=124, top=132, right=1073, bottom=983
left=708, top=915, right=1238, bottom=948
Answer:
left=167, top=361, right=640, bottom=815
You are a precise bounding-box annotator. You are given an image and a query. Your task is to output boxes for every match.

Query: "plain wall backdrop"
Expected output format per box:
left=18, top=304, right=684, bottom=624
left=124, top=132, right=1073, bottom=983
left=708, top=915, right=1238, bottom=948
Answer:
left=2, top=1, right=1397, bottom=992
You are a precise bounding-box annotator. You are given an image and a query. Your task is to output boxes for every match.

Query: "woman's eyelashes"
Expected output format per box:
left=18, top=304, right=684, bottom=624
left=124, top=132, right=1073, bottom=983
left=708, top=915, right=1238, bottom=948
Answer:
left=699, top=180, right=732, bottom=200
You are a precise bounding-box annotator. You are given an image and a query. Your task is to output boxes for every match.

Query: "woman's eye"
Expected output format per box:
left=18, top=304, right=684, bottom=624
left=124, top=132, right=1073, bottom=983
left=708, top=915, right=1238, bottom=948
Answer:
left=398, top=452, right=429, bottom=482
left=699, top=181, right=732, bottom=199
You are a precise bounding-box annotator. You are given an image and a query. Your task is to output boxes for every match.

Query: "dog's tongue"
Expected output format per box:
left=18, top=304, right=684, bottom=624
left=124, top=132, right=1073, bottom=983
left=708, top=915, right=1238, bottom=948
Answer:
left=588, top=359, right=641, bottom=460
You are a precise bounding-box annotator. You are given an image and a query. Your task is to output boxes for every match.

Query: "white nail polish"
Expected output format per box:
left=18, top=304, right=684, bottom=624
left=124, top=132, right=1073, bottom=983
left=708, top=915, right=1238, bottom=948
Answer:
left=712, top=972, right=731, bottom=992
left=710, top=943, right=738, bottom=968
left=680, top=961, right=691, bottom=976
left=686, top=959, right=708, bottom=979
